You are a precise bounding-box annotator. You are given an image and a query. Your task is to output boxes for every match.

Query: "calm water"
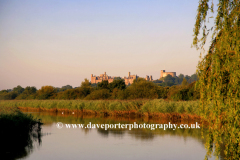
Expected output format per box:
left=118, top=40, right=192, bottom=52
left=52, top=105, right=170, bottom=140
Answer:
left=16, top=112, right=223, bottom=160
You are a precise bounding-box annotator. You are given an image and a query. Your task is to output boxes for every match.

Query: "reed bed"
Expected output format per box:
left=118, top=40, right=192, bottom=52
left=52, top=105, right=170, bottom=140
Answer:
left=0, top=99, right=201, bottom=119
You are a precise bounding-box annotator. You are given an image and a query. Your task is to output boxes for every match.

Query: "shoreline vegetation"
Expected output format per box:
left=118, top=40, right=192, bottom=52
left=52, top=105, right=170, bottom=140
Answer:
left=0, top=77, right=201, bottom=122
left=0, top=106, right=42, bottom=159
left=0, top=99, right=201, bottom=121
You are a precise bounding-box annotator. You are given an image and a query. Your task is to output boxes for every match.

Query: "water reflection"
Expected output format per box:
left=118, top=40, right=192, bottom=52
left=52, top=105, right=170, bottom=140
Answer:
left=1, top=121, right=42, bottom=160
left=20, top=111, right=224, bottom=160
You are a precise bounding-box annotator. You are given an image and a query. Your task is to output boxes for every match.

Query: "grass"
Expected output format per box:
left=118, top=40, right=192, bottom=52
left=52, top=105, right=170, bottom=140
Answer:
left=0, top=99, right=201, bottom=120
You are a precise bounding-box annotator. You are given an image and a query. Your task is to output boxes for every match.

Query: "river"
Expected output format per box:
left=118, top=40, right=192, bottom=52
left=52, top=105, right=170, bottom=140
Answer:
left=16, top=112, right=223, bottom=160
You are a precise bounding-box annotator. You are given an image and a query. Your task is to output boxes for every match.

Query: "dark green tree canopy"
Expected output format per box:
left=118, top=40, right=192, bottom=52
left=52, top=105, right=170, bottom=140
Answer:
left=23, top=86, right=37, bottom=95
left=114, top=77, right=122, bottom=80
left=13, top=85, right=24, bottom=94
left=97, top=80, right=109, bottom=90
left=178, top=74, right=184, bottom=80
left=108, top=79, right=126, bottom=92
left=59, top=85, right=73, bottom=91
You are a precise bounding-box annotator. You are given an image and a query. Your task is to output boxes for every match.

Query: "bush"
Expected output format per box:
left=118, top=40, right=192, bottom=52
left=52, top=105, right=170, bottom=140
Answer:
left=0, top=91, right=18, bottom=100
left=85, top=89, right=111, bottom=100
left=36, top=86, right=56, bottom=99
left=126, top=78, right=158, bottom=99
left=157, top=86, right=169, bottom=99
left=168, top=82, right=200, bottom=101
left=108, top=79, right=126, bottom=92
left=0, top=109, right=42, bottom=159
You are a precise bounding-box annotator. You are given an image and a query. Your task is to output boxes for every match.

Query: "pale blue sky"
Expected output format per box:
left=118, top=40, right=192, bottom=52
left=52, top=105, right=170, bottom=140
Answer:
left=0, top=0, right=206, bottom=89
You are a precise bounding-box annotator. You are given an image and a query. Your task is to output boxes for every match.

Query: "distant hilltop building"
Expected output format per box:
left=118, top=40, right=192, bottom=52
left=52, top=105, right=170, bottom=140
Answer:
left=91, top=72, right=114, bottom=84
left=91, top=72, right=139, bottom=85
left=124, top=72, right=138, bottom=85
left=145, top=75, right=153, bottom=81
left=160, top=70, right=176, bottom=79
left=90, top=70, right=173, bottom=85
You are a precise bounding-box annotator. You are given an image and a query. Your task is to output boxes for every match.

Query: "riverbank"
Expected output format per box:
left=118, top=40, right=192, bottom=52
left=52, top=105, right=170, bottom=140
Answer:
left=0, top=106, right=42, bottom=159
left=0, top=99, right=201, bottom=121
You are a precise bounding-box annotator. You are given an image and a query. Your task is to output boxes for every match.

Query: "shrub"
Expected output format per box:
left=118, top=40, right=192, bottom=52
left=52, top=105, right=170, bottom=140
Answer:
left=0, top=109, right=42, bottom=159
left=85, top=89, right=111, bottom=100
left=126, top=78, right=158, bottom=99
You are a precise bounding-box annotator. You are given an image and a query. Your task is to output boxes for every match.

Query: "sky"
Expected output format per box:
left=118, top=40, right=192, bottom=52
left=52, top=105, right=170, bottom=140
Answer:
left=0, top=0, right=207, bottom=90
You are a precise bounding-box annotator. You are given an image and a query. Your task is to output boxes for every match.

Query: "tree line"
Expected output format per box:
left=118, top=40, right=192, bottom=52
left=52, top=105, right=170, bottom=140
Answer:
left=0, top=73, right=199, bottom=101
left=153, top=73, right=198, bottom=87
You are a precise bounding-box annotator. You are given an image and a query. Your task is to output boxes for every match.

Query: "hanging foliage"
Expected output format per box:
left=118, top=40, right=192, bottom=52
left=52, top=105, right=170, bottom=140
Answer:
left=193, top=0, right=240, bottom=159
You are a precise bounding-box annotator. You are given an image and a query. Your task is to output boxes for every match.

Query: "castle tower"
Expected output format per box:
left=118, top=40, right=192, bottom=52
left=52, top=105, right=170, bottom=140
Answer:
left=128, top=72, right=130, bottom=77
left=145, top=75, right=149, bottom=81
left=160, top=70, right=165, bottom=79
left=160, top=70, right=176, bottom=79
left=91, top=74, right=95, bottom=83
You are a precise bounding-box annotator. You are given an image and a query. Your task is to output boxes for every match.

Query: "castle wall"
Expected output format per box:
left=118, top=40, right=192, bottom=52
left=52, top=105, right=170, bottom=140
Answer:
left=124, top=78, right=135, bottom=85
left=91, top=72, right=114, bottom=84
left=162, top=72, right=176, bottom=77
left=91, top=70, right=176, bottom=85
left=91, top=72, right=138, bottom=85
left=108, top=78, right=114, bottom=83
left=160, top=70, right=176, bottom=79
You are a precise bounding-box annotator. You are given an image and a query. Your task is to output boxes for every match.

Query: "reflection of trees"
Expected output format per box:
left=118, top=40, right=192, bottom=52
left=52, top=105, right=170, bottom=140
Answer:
left=2, top=130, right=43, bottom=160
left=97, top=129, right=109, bottom=137
left=128, top=129, right=154, bottom=140
left=97, top=128, right=125, bottom=137
left=28, top=112, right=225, bottom=159
left=2, top=129, right=42, bottom=160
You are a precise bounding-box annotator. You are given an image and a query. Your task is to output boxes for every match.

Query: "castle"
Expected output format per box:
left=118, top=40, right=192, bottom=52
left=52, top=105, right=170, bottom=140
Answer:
left=91, top=70, right=175, bottom=85
left=91, top=72, right=140, bottom=85
left=91, top=72, right=114, bottom=84
left=124, top=72, right=139, bottom=85
left=160, top=70, right=176, bottom=79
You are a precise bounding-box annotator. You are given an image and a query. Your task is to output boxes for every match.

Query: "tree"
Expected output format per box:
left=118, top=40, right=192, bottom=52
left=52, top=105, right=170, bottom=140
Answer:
left=79, top=79, right=93, bottom=97
left=0, top=91, right=18, bottom=100
left=193, top=0, right=240, bottom=159
left=84, top=89, right=111, bottom=100
left=181, top=78, right=188, bottom=86
left=176, top=74, right=184, bottom=84
left=23, top=86, right=37, bottom=95
left=59, top=85, right=73, bottom=92
left=189, top=74, right=198, bottom=83
left=13, top=85, right=24, bottom=94
left=178, top=74, right=184, bottom=80
left=108, top=79, right=126, bottom=92
left=0, top=90, right=8, bottom=94
left=97, top=80, right=109, bottom=90
left=163, top=75, right=174, bottom=83
left=16, top=86, right=37, bottom=99
left=184, top=75, right=190, bottom=81
left=37, top=86, right=56, bottom=99
left=81, top=79, right=91, bottom=88
left=114, top=77, right=122, bottom=80
left=127, top=78, right=158, bottom=99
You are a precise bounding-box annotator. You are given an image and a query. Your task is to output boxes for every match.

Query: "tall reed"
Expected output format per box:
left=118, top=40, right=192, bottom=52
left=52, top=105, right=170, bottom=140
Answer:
left=0, top=99, right=201, bottom=116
